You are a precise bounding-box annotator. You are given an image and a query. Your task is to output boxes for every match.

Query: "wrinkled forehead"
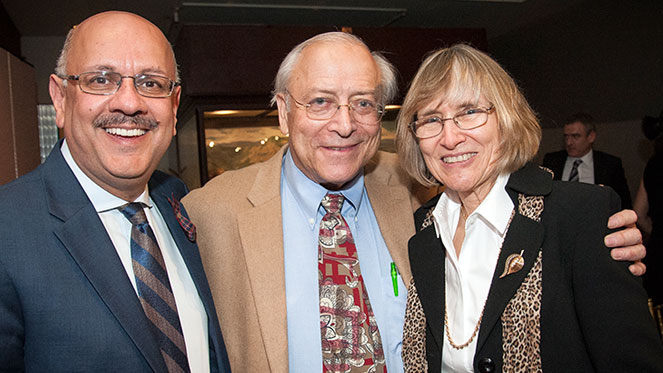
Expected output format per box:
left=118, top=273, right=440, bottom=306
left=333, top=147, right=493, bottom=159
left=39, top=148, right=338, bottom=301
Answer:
left=68, top=13, right=176, bottom=76
left=292, top=40, right=380, bottom=92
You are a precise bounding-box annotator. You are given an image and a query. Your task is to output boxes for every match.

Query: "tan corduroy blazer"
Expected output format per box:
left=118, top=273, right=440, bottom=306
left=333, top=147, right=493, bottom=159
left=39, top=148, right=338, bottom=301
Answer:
left=183, top=146, right=425, bottom=372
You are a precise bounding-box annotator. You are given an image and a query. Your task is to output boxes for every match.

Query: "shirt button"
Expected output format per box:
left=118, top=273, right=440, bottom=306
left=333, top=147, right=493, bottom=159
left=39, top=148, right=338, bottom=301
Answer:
left=308, top=218, right=315, bottom=226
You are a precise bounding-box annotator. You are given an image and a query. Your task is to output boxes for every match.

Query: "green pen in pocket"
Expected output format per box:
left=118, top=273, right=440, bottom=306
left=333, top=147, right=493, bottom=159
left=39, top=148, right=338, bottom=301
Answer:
left=390, top=262, right=398, bottom=296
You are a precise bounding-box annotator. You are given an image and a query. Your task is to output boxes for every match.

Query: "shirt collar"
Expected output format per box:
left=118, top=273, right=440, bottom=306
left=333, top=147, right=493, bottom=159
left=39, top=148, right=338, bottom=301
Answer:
left=60, top=139, right=152, bottom=213
left=569, top=149, right=594, bottom=165
left=281, top=148, right=365, bottom=218
left=432, top=173, right=513, bottom=238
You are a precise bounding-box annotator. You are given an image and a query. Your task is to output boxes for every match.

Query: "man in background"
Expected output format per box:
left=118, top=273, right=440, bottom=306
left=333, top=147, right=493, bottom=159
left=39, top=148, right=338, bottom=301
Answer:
left=0, top=11, right=230, bottom=372
left=543, top=112, right=632, bottom=208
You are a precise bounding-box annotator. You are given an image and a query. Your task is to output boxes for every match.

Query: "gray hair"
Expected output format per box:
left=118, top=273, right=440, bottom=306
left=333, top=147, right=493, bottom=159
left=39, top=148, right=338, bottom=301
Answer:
left=270, top=31, right=397, bottom=109
left=54, top=24, right=181, bottom=83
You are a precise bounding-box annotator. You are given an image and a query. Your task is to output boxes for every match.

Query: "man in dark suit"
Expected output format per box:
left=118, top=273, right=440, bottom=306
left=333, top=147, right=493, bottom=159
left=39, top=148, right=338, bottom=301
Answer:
left=543, top=113, right=632, bottom=208
left=0, top=11, right=230, bottom=372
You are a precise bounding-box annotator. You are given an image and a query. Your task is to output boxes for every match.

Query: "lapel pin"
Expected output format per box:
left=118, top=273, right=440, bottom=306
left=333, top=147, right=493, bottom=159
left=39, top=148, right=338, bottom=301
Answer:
left=168, top=193, right=197, bottom=242
left=499, top=250, right=524, bottom=278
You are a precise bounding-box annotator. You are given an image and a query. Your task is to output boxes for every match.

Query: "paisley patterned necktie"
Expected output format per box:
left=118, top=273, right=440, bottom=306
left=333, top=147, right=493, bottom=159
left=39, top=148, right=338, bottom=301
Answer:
left=318, top=193, right=386, bottom=373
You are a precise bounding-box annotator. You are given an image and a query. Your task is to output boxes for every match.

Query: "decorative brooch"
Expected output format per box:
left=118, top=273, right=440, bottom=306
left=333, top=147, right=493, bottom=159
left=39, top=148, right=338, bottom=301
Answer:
left=499, top=250, right=524, bottom=278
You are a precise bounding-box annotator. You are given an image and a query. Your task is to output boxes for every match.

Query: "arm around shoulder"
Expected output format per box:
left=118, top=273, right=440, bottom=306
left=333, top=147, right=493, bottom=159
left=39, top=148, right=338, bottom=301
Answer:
left=570, top=188, right=663, bottom=371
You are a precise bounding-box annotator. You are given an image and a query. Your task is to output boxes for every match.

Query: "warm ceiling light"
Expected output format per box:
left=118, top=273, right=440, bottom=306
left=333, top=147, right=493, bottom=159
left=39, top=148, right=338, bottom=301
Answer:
left=209, top=110, right=241, bottom=116
left=385, top=105, right=401, bottom=110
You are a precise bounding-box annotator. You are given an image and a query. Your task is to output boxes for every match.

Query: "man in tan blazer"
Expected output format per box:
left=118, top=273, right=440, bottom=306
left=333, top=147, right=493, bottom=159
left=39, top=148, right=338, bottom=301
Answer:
left=183, top=33, right=646, bottom=372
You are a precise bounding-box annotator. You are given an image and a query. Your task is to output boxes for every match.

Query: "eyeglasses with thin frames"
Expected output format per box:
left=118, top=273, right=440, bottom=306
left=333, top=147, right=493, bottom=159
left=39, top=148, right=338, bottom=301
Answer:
left=286, top=91, right=384, bottom=125
left=410, top=105, right=495, bottom=139
left=60, top=71, right=180, bottom=98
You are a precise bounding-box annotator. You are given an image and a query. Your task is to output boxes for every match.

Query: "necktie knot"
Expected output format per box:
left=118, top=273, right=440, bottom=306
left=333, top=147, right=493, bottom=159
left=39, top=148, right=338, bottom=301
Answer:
left=321, top=193, right=345, bottom=214
left=573, top=159, right=582, bottom=167
left=118, top=202, right=149, bottom=227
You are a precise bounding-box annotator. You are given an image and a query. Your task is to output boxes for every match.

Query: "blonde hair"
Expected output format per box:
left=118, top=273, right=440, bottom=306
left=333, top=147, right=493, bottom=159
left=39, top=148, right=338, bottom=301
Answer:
left=396, top=44, right=541, bottom=187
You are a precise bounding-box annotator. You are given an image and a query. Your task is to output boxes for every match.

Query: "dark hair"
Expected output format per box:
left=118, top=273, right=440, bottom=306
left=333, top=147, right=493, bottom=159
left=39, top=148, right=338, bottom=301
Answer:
left=565, top=112, right=596, bottom=133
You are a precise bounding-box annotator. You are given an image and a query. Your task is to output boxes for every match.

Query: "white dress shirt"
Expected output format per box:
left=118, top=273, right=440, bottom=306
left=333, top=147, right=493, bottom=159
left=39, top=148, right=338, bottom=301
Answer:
left=562, top=150, right=594, bottom=184
left=61, top=140, right=210, bottom=373
left=431, top=174, right=514, bottom=372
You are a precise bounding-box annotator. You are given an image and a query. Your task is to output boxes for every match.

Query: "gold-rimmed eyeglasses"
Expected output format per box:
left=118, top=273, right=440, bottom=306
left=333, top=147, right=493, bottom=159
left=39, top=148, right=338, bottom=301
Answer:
left=286, top=91, right=384, bottom=125
left=410, top=106, right=495, bottom=139
left=60, top=71, right=180, bottom=98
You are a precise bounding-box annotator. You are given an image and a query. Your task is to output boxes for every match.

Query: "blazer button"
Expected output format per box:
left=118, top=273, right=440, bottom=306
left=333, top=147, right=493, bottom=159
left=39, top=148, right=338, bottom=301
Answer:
left=477, top=357, right=495, bottom=372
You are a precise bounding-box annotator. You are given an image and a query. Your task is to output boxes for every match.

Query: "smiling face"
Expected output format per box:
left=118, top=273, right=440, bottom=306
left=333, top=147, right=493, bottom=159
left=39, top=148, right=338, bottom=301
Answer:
left=276, top=40, right=382, bottom=190
left=416, top=94, right=502, bottom=204
left=49, top=12, right=180, bottom=201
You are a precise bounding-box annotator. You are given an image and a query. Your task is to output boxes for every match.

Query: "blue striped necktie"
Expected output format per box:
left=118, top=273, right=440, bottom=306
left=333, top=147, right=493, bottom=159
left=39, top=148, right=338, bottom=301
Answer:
left=119, top=202, right=190, bottom=373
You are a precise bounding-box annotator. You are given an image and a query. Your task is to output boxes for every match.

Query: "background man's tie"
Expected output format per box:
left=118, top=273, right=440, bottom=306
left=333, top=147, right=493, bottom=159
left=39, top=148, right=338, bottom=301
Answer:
left=119, top=203, right=190, bottom=373
left=569, top=159, right=582, bottom=182
left=318, top=193, right=386, bottom=373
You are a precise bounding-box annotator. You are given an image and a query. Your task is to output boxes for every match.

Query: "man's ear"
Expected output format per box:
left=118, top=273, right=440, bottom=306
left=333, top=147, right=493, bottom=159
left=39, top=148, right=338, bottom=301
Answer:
left=171, top=85, right=182, bottom=136
left=588, top=130, right=596, bottom=144
left=48, top=74, right=67, bottom=129
left=276, top=93, right=289, bottom=135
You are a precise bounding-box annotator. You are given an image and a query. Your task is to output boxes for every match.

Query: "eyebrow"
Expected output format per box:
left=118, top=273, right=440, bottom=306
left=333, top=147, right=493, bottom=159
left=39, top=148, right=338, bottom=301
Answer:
left=419, top=100, right=481, bottom=117
left=85, top=65, right=170, bottom=77
left=304, top=88, right=377, bottom=97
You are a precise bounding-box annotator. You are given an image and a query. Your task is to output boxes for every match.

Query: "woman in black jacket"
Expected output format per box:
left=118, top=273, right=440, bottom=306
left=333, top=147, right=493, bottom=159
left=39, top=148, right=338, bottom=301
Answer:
left=395, top=44, right=663, bottom=372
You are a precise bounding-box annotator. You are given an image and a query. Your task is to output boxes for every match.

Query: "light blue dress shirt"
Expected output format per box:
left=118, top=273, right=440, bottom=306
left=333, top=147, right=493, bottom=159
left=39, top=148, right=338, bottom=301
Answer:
left=281, top=149, right=406, bottom=372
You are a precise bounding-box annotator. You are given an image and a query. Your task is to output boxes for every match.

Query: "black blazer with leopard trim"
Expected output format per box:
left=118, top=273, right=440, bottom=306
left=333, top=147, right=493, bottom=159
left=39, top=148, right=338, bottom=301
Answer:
left=402, top=163, right=663, bottom=372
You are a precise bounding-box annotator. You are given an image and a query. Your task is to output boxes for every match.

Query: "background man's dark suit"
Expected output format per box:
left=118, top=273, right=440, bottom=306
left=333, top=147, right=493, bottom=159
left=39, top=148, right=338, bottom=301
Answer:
left=542, top=149, right=632, bottom=208
left=0, top=145, right=230, bottom=372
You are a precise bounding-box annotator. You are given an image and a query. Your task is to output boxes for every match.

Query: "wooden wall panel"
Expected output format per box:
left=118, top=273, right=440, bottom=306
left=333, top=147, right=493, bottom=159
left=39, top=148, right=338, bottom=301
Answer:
left=9, top=52, right=39, bottom=177
left=0, top=51, right=16, bottom=185
left=0, top=48, right=39, bottom=185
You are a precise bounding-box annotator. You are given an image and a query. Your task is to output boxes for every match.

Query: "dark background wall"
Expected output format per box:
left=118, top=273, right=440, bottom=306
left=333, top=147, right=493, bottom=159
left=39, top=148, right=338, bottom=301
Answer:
left=491, top=0, right=662, bottom=127
left=2, top=0, right=661, bottom=196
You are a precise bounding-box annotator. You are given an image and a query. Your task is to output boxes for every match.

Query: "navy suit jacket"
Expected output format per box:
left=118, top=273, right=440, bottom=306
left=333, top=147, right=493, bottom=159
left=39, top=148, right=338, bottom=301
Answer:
left=542, top=149, right=632, bottom=208
left=0, top=142, right=230, bottom=372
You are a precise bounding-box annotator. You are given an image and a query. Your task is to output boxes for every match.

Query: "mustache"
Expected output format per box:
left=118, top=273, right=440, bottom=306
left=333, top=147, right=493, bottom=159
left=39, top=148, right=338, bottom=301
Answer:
left=93, top=114, right=158, bottom=129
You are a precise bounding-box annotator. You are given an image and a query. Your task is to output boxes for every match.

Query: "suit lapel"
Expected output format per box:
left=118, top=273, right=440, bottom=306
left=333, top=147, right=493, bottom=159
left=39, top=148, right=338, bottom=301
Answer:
left=475, top=164, right=549, bottom=351
left=475, top=213, right=543, bottom=351
left=149, top=189, right=208, bottom=309
left=408, top=225, right=446, bottom=349
left=237, top=148, right=289, bottom=372
left=150, top=185, right=228, bottom=371
left=45, top=147, right=166, bottom=372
